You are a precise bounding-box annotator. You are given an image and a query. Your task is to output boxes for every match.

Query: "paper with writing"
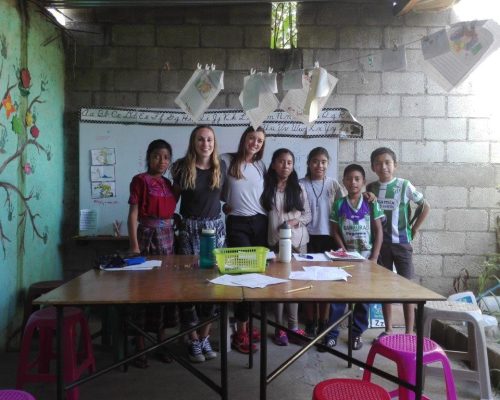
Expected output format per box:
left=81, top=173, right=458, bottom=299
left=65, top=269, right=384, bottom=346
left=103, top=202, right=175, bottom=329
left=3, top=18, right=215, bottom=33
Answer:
left=289, top=266, right=351, bottom=281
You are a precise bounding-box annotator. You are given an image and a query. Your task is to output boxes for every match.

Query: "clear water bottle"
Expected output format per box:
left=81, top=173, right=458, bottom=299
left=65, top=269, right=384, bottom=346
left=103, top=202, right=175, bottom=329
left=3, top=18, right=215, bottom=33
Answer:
left=278, top=221, right=292, bottom=263
left=199, top=228, right=216, bottom=269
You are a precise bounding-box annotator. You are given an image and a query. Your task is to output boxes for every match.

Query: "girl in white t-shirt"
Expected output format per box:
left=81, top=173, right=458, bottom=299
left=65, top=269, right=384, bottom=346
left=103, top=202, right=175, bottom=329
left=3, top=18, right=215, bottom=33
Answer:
left=299, top=147, right=343, bottom=338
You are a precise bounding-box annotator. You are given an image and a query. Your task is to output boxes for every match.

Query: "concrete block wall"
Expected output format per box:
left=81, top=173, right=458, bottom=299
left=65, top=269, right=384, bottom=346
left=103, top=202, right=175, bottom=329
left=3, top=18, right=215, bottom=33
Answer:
left=64, top=1, right=499, bottom=294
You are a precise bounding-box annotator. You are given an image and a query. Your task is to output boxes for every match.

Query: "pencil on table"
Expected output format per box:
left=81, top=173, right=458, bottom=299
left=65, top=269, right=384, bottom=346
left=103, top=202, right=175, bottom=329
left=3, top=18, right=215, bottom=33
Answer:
left=286, top=285, right=313, bottom=294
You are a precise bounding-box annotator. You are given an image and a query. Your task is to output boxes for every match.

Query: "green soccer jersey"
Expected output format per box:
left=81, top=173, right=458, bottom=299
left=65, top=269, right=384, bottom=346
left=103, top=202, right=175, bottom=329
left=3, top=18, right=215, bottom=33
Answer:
left=367, top=177, right=424, bottom=244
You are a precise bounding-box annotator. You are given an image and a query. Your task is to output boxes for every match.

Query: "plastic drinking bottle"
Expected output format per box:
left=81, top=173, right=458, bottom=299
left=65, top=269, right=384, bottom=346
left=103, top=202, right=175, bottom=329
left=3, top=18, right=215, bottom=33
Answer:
left=278, top=221, right=292, bottom=263
left=200, top=228, right=216, bottom=269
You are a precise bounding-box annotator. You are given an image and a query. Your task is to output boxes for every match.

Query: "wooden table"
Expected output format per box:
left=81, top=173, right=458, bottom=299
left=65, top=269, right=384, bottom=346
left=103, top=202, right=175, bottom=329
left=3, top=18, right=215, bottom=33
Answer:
left=243, top=259, right=445, bottom=400
left=35, top=255, right=444, bottom=400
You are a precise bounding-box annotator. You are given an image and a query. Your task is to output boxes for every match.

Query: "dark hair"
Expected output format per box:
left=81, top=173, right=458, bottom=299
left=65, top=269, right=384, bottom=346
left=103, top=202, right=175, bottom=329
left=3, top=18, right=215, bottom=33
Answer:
left=343, top=163, right=365, bottom=179
left=260, top=148, right=304, bottom=213
left=146, top=139, right=172, bottom=171
left=228, top=126, right=266, bottom=179
left=370, top=147, right=397, bottom=167
left=306, top=147, right=330, bottom=178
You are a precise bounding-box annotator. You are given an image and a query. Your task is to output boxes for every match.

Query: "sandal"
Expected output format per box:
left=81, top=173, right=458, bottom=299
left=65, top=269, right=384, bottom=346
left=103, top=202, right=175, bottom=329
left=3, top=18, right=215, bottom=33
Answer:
left=157, top=351, right=173, bottom=363
left=352, top=336, right=363, bottom=350
left=132, top=355, right=149, bottom=369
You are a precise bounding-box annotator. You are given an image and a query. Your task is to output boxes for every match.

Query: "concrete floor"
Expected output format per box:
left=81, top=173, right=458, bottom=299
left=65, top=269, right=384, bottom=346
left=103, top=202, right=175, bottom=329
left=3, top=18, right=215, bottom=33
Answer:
left=1, top=320, right=497, bottom=400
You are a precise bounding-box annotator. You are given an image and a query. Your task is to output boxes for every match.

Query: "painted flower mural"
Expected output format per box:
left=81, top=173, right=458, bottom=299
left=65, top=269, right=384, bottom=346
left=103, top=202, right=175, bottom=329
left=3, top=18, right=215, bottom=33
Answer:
left=0, top=33, right=51, bottom=257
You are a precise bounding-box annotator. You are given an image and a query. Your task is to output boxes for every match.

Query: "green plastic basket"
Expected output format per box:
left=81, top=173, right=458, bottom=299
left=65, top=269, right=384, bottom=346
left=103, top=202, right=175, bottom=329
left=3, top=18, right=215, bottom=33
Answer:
left=213, top=246, right=269, bottom=274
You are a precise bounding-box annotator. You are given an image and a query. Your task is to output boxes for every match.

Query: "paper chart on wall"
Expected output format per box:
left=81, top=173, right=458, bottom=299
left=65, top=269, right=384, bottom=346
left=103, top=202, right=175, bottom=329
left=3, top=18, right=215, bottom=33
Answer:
left=90, top=165, right=115, bottom=181
left=421, top=19, right=500, bottom=91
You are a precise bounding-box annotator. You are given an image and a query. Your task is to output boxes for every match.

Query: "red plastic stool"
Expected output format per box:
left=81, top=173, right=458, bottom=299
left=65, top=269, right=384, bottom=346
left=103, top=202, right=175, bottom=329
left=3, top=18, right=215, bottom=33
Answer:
left=362, top=334, right=457, bottom=400
left=313, top=379, right=391, bottom=400
left=0, top=390, right=35, bottom=400
left=16, top=307, right=96, bottom=400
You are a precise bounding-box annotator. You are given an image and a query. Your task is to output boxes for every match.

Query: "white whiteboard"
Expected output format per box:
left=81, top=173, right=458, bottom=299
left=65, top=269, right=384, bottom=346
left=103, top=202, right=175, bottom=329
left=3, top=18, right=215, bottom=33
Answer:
left=79, top=107, right=364, bottom=235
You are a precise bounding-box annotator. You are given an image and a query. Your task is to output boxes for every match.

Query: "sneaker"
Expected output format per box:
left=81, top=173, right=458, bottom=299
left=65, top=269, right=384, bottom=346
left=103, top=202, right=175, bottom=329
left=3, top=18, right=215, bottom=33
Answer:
left=188, top=340, right=205, bottom=363
left=200, top=336, right=217, bottom=360
left=251, top=327, right=261, bottom=342
left=274, top=330, right=289, bottom=346
left=318, top=337, right=336, bottom=353
left=352, top=336, right=363, bottom=350
left=231, top=332, right=257, bottom=354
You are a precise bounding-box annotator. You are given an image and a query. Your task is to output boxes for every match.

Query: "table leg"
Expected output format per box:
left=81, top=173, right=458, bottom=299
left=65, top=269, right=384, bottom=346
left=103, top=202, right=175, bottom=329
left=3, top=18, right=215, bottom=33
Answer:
left=56, top=306, right=63, bottom=400
left=415, top=302, right=424, bottom=400
left=260, top=302, right=267, bottom=400
left=220, top=303, right=228, bottom=400
left=249, top=302, right=253, bottom=369
left=347, top=303, right=353, bottom=368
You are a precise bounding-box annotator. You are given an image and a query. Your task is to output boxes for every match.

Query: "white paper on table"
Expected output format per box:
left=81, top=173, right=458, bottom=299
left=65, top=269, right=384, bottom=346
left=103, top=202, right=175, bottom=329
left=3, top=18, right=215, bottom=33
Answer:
left=280, top=68, right=337, bottom=126
left=381, top=45, right=407, bottom=72
left=210, top=273, right=288, bottom=288
left=239, top=72, right=279, bottom=129
left=289, top=266, right=351, bottom=281
left=175, top=66, right=224, bottom=122
left=100, top=260, right=162, bottom=271
left=293, top=253, right=329, bottom=261
left=267, top=251, right=276, bottom=260
left=420, top=20, right=500, bottom=91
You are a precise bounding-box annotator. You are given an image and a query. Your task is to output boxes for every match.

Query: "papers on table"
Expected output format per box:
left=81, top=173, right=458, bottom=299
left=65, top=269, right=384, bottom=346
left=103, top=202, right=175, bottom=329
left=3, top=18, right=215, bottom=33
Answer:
left=293, top=253, right=329, bottom=261
left=100, top=260, right=162, bottom=271
left=289, top=266, right=351, bottom=281
left=324, top=250, right=365, bottom=261
left=209, top=273, right=288, bottom=289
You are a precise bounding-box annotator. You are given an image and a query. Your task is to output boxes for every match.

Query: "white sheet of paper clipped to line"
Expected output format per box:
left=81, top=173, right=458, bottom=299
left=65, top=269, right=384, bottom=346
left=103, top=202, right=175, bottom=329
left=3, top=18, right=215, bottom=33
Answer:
left=239, top=71, right=279, bottom=130
left=175, top=65, right=224, bottom=122
left=209, top=273, right=289, bottom=289
left=289, top=266, right=351, bottom=281
left=100, top=260, right=162, bottom=271
left=280, top=66, right=337, bottom=125
left=421, top=19, right=500, bottom=92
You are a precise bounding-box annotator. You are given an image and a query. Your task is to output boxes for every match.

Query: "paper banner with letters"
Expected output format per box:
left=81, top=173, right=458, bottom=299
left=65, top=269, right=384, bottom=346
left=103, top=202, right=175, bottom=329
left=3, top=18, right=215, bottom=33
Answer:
left=175, top=64, right=224, bottom=123
left=421, top=19, right=500, bottom=91
left=280, top=66, right=338, bottom=125
left=239, top=70, right=279, bottom=129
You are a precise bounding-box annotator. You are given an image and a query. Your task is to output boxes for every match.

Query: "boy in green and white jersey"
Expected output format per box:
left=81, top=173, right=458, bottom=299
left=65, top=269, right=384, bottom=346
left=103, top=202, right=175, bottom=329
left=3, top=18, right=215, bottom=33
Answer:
left=367, top=147, right=430, bottom=337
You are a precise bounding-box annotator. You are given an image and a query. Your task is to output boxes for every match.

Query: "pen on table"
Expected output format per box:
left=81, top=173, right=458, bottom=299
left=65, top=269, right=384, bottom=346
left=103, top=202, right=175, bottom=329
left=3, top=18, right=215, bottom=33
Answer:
left=298, top=253, right=314, bottom=260
left=286, top=285, right=313, bottom=294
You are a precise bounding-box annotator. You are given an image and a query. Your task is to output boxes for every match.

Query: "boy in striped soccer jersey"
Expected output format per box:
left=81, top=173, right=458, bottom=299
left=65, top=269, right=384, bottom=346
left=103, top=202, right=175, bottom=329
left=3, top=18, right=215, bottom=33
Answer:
left=367, top=147, right=430, bottom=337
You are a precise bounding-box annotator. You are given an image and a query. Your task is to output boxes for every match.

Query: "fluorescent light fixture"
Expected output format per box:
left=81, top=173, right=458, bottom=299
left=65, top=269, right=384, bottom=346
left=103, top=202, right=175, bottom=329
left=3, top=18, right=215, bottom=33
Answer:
left=47, top=8, right=66, bottom=26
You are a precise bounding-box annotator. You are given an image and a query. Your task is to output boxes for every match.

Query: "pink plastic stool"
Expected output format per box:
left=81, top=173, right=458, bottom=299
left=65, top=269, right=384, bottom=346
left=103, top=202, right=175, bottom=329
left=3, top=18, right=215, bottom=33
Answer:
left=0, top=390, right=35, bottom=400
left=362, top=334, right=457, bottom=400
left=313, top=378, right=391, bottom=400
left=16, top=307, right=96, bottom=400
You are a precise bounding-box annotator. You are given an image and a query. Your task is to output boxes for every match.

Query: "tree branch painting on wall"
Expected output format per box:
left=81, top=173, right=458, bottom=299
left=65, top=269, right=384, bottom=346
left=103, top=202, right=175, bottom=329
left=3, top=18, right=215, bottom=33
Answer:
left=0, top=32, right=51, bottom=258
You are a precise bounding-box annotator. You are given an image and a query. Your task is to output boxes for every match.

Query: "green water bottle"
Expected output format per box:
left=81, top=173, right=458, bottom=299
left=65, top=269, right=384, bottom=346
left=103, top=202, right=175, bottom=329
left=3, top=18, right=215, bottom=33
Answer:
left=200, top=228, right=216, bottom=269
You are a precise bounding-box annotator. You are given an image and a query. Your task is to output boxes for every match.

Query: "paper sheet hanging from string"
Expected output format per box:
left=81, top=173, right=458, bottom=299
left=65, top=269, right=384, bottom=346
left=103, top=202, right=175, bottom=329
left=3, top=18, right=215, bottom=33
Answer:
left=421, top=19, right=500, bottom=92
left=174, top=64, right=224, bottom=123
left=280, top=65, right=338, bottom=125
left=239, top=69, right=279, bottom=129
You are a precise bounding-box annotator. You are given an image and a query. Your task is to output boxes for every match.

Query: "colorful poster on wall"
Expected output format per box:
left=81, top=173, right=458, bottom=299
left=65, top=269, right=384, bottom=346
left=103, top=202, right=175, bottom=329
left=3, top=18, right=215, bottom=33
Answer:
left=91, top=148, right=116, bottom=165
left=90, top=165, right=115, bottom=181
left=91, top=181, right=116, bottom=199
